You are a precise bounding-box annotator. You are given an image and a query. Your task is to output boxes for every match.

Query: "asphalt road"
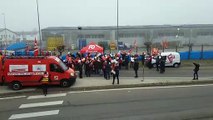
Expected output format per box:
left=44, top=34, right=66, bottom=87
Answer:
left=1, top=84, right=213, bottom=120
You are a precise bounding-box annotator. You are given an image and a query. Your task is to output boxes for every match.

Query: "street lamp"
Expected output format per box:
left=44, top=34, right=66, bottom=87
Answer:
left=1, top=13, right=7, bottom=47
left=36, top=0, right=42, bottom=55
left=175, top=28, right=180, bottom=52
left=116, top=0, right=119, bottom=51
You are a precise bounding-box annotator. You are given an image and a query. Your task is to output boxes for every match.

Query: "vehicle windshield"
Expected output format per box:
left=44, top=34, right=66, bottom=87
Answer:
left=59, top=60, right=68, bottom=71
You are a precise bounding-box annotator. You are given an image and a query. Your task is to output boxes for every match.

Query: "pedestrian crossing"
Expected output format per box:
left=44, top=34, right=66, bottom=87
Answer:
left=27, top=93, right=67, bottom=99
left=8, top=93, right=67, bottom=120
left=9, top=110, right=59, bottom=120
left=19, top=100, right=63, bottom=109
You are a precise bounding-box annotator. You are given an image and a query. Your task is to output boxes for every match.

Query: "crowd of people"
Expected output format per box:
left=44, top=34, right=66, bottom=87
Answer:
left=61, top=51, right=145, bottom=84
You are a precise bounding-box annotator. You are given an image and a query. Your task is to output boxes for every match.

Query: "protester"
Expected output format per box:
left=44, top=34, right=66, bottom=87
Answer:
left=85, top=59, right=91, bottom=77
left=147, top=54, right=152, bottom=69
left=141, top=52, right=145, bottom=66
left=130, top=55, right=134, bottom=68
left=159, top=56, right=166, bottom=73
left=125, top=55, right=129, bottom=70
left=77, top=59, right=83, bottom=78
left=193, top=62, right=200, bottom=80
left=156, top=55, right=160, bottom=71
left=133, top=58, right=139, bottom=78
left=111, top=61, right=120, bottom=84
left=105, top=61, right=111, bottom=80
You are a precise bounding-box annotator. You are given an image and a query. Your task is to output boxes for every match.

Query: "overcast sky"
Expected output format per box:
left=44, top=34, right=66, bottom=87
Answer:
left=0, top=0, right=213, bottom=31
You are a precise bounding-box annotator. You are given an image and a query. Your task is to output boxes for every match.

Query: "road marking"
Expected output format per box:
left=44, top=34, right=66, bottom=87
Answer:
left=9, top=110, right=59, bottom=119
left=27, top=93, right=66, bottom=99
left=19, top=100, right=63, bottom=109
left=69, top=84, right=213, bottom=94
left=0, top=96, right=26, bottom=100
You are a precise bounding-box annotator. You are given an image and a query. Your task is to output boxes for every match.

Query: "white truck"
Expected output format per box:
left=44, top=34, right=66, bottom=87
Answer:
left=152, top=52, right=181, bottom=68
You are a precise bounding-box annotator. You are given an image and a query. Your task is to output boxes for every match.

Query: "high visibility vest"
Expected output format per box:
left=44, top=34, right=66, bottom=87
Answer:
left=41, top=74, right=49, bottom=84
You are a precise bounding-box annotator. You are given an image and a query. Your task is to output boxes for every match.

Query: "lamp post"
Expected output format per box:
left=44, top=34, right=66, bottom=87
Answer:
left=175, top=28, right=180, bottom=52
left=116, top=0, right=119, bottom=51
left=36, top=0, right=42, bottom=55
left=1, top=13, right=7, bottom=47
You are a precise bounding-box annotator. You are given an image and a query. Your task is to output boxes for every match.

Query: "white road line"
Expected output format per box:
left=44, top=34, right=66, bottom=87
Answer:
left=19, top=100, right=63, bottom=109
left=27, top=93, right=66, bottom=99
left=9, top=110, right=59, bottom=120
left=0, top=96, right=26, bottom=100
left=69, top=84, right=213, bottom=94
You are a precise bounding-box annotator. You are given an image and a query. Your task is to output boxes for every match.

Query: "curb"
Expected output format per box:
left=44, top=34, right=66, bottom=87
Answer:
left=69, top=80, right=213, bottom=91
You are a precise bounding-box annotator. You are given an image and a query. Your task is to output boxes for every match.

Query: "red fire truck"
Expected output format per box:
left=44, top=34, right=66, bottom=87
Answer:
left=0, top=56, right=77, bottom=90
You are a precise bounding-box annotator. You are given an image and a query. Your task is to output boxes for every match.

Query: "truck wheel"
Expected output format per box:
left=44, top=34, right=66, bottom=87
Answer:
left=60, top=79, right=71, bottom=88
left=173, top=63, right=179, bottom=68
left=11, top=81, right=22, bottom=90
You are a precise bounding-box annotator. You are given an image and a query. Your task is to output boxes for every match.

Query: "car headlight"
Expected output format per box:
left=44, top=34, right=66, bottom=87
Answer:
left=70, top=73, right=74, bottom=76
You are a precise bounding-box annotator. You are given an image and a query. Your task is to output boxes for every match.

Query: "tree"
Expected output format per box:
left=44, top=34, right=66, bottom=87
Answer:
left=144, top=30, right=155, bottom=54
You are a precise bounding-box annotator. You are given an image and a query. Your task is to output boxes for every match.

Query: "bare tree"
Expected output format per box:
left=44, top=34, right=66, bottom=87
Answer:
left=144, top=30, right=155, bottom=54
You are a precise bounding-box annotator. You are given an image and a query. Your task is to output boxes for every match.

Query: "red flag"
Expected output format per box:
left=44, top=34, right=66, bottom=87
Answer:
left=34, top=37, right=38, bottom=56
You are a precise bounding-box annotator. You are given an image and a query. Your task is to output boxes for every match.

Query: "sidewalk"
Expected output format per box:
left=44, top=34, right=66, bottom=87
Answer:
left=72, top=77, right=213, bottom=88
left=1, top=77, right=213, bottom=95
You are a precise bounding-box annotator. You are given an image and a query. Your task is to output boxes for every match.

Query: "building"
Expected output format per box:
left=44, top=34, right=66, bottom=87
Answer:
left=41, top=24, right=213, bottom=51
left=0, top=28, right=18, bottom=48
left=16, top=31, right=39, bottom=50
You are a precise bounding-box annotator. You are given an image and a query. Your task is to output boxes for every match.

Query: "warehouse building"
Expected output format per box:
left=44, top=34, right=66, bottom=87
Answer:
left=41, top=24, right=213, bottom=51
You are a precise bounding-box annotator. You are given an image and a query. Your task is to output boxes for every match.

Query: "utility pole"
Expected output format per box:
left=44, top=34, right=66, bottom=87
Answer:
left=116, top=0, right=119, bottom=51
left=2, top=13, right=7, bottom=47
left=36, top=0, right=42, bottom=55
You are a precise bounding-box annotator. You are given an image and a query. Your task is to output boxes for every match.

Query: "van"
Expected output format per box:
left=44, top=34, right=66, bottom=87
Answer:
left=152, top=52, right=181, bottom=68
left=0, top=56, right=77, bottom=90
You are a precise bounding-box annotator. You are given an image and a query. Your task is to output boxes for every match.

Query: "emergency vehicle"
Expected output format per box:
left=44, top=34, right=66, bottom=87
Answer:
left=0, top=56, right=77, bottom=90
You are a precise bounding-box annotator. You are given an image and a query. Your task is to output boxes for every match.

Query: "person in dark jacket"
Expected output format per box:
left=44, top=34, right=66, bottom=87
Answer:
left=159, top=57, right=165, bottom=73
left=105, top=62, right=111, bottom=80
left=141, top=53, right=145, bottom=66
left=133, top=58, right=139, bottom=78
left=193, top=62, right=200, bottom=80
left=85, top=60, right=91, bottom=77
left=77, top=60, right=83, bottom=78
left=125, top=55, right=129, bottom=70
left=156, top=55, right=160, bottom=71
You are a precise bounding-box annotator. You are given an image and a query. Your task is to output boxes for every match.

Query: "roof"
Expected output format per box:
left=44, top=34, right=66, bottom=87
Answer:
left=42, top=24, right=213, bottom=31
left=0, top=28, right=18, bottom=35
